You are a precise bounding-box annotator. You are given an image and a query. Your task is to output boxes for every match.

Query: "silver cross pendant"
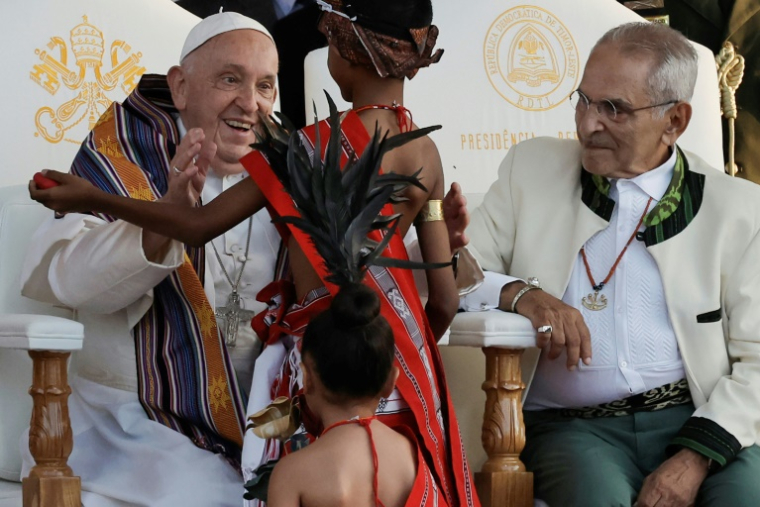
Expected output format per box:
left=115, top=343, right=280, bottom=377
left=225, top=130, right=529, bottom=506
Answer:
left=215, top=290, right=256, bottom=347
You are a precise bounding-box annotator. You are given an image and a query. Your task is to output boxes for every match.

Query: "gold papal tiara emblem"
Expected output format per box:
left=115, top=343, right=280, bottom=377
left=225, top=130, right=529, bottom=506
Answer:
left=30, top=15, right=146, bottom=144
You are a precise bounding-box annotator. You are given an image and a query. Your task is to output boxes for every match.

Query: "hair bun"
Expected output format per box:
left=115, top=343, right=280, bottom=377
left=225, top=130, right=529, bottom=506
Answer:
left=330, top=283, right=381, bottom=330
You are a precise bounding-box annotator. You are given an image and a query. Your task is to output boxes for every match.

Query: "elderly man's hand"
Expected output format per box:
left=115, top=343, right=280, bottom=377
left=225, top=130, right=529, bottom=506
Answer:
left=443, top=182, right=469, bottom=253
left=501, top=282, right=592, bottom=370
left=636, top=449, right=709, bottom=507
left=164, top=128, right=216, bottom=206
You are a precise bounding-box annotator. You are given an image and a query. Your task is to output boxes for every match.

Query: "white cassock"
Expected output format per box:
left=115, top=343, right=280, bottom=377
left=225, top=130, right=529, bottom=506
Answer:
left=19, top=168, right=280, bottom=507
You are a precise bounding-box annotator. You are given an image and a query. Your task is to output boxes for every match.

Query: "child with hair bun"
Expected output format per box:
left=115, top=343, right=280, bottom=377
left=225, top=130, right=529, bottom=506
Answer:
left=268, top=282, right=442, bottom=507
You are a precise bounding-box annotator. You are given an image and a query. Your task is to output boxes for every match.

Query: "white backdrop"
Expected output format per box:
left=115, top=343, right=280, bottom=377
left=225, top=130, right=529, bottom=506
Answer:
left=0, top=0, right=199, bottom=188
left=305, top=0, right=724, bottom=194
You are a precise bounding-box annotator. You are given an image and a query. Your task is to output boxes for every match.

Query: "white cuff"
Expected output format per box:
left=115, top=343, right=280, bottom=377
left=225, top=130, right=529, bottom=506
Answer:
left=460, top=271, right=523, bottom=311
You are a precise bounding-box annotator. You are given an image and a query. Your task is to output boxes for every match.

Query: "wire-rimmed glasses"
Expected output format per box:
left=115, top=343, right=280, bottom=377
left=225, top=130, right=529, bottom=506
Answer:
left=569, top=89, right=678, bottom=122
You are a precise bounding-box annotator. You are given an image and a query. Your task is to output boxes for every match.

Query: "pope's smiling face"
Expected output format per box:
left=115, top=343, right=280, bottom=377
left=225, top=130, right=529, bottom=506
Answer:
left=170, top=29, right=279, bottom=175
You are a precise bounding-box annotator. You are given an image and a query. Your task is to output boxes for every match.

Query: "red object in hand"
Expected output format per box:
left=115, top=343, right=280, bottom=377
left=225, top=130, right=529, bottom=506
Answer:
left=33, top=172, right=60, bottom=189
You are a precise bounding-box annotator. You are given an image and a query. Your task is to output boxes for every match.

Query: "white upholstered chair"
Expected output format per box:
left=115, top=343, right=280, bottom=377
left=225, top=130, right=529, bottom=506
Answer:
left=0, top=186, right=84, bottom=507
left=304, top=1, right=724, bottom=506
left=0, top=1, right=199, bottom=505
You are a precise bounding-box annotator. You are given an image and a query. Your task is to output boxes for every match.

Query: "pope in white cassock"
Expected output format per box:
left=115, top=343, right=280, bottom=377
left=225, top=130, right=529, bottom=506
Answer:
left=20, top=13, right=282, bottom=507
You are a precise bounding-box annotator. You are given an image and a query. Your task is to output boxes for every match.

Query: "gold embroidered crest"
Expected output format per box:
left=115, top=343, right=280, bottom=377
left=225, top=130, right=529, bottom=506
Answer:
left=96, top=135, right=122, bottom=158
left=127, top=184, right=155, bottom=202
left=209, top=375, right=231, bottom=413
left=197, top=301, right=217, bottom=339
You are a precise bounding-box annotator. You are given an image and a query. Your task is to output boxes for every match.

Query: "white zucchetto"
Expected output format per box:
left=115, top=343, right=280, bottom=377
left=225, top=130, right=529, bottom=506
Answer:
left=180, top=11, right=274, bottom=62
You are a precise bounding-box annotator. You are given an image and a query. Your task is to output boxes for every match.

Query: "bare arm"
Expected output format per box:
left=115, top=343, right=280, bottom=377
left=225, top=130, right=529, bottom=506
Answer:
left=30, top=170, right=264, bottom=247
left=407, top=146, right=458, bottom=340
left=267, top=456, right=302, bottom=507
left=416, top=215, right=458, bottom=339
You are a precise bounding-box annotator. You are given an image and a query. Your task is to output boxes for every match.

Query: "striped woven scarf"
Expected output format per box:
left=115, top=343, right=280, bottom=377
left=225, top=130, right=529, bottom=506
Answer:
left=70, top=75, right=247, bottom=464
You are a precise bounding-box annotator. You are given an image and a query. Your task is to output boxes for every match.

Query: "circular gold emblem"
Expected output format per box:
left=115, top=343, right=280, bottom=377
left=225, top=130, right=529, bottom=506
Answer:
left=484, top=6, right=580, bottom=111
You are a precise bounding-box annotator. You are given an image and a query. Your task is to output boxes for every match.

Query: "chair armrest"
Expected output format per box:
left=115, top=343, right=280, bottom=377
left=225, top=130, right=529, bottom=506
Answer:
left=448, top=310, right=536, bottom=349
left=0, top=314, right=83, bottom=351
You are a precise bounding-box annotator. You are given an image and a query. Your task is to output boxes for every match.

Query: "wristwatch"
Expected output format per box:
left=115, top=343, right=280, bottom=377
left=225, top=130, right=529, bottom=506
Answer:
left=510, top=277, right=542, bottom=313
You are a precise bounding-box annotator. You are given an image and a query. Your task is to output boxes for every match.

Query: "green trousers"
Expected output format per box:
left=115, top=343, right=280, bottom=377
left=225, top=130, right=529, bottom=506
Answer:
left=521, top=405, right=760, bottom=507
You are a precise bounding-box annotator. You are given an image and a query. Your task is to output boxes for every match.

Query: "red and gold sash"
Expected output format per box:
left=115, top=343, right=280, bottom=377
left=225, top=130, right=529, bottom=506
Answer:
left=241, top=111, right=478, bottom=506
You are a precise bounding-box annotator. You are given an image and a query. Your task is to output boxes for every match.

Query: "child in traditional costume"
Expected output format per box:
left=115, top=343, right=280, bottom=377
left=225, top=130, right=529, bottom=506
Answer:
left=266, top=282, right=446, bottom=507
left=30, top=1, right=479, bottom=505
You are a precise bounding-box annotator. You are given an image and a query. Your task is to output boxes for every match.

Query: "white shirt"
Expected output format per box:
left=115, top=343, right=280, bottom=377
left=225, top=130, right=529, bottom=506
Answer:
left=177, top=119, right=281, bottom=393
left=463, top=149, right=685, bottom=409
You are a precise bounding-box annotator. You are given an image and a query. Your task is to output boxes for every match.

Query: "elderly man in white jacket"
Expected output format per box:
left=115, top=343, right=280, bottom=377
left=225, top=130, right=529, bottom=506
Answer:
left=459, top=22, right=760, bottom=507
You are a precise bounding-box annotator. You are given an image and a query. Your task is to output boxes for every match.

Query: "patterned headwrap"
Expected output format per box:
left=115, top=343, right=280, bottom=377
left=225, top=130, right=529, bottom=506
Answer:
left=316, top=0, right=443, bottom=80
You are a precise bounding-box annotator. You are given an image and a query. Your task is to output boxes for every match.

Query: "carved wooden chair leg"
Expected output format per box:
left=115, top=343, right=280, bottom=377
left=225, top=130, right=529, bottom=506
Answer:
left=475, top=346, right=533, bottom=507
left=22, top=351, right=81, bottom=507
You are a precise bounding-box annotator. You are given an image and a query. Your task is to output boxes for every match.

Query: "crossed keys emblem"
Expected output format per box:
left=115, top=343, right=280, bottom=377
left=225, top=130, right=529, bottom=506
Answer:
left=215, top=291, right=257, bottom=348
left=29, top=15, right=146, bottom=144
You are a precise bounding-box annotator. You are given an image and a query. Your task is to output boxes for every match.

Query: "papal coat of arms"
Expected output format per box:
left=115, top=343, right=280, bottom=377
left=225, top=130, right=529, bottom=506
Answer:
left=30, top=15, right=146, bottom=144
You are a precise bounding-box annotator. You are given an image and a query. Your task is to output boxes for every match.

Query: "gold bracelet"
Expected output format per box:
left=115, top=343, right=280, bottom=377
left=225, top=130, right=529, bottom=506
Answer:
left=415, top=200, right=444, bottom=224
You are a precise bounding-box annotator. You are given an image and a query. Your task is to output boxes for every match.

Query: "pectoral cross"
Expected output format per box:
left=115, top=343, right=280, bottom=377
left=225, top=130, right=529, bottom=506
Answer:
left=215, top=290, right=256, bottom=347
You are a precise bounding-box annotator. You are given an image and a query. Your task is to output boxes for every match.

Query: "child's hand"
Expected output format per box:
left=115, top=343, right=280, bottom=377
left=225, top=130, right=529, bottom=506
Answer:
left=29, top=170, right=98, bottom=213
left=33, top=172, right=60, bottom=190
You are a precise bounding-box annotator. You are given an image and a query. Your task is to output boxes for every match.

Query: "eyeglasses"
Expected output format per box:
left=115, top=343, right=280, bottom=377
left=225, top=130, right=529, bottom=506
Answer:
left=569, top=89, right=678, bottom=122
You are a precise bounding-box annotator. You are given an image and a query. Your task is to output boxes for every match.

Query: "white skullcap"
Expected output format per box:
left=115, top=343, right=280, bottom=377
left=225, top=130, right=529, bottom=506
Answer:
left=180, top=10, right=274, bottom=62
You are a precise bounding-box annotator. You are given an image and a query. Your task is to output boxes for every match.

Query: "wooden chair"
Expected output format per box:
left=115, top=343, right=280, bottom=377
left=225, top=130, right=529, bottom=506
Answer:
left=0, top=186, right=84, bottom=507
left=0, top=1, right=197, bottom=503
left=447, top=311, right=537, bottom=507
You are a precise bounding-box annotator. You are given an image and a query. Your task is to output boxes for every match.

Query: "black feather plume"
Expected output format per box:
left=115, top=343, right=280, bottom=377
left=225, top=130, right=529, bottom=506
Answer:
left=251, top=91, right=449, bottom=286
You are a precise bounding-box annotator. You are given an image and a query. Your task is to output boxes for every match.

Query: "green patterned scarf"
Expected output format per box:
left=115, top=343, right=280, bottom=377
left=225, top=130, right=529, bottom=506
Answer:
left=583, top=147, right=704, bottom=246
left=590, top=148, right=685, bottom=227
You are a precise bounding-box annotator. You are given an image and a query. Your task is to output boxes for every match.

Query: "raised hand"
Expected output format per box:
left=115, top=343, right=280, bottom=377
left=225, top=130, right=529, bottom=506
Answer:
left=165, top=127, right=217, bottom=206
left=29, top=170, right=99, bottom=214
left=443, top=181, right=469, bottom=253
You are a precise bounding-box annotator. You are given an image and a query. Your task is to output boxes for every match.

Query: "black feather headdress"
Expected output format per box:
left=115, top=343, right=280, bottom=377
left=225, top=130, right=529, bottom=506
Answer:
left=251, top=92, right=449, bottom=286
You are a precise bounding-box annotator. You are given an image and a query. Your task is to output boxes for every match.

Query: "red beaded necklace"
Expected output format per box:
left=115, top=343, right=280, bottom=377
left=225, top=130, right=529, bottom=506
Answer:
left=580, top=196, right=653, bottom=311
left=354, top=102, right=413, bottom=133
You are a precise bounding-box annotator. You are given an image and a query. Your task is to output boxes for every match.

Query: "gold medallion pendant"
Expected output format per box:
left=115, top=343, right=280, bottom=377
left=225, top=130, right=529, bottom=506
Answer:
left=582, top=291, right=608, bottom=311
